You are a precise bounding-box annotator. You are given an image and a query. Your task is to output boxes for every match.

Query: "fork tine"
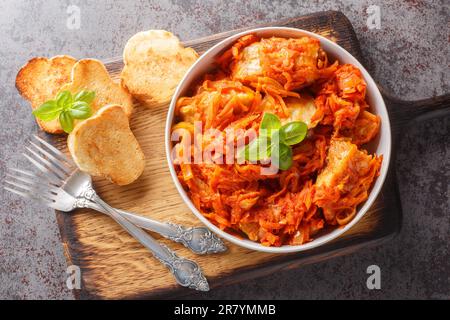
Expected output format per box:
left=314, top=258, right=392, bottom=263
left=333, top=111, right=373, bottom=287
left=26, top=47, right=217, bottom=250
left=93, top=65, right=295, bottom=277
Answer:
left=6, top=172, right=59, bottom=192
left=5, top=175, right=57, bottom=196
left=29, top=141, right=72, bottom=174
left=7, top=168, right=59, bottom=187
left=4, top=179, right=56, bottom=202
left=4, top=186, right=31, bottom=199
left=6, top=168, right=62, bottom=195
left=4, top=186, right=58, bottom=209
left=5, top=167, right=75, bottom=212
left=24, top=146, right=69, bottom=179
left=32, top=135, right=75, bottom=166
left=8, top=167, right=35, bottom=177
left=22, top=153, right=63, bottom=184
left=6, top=172, right=37, bottom=185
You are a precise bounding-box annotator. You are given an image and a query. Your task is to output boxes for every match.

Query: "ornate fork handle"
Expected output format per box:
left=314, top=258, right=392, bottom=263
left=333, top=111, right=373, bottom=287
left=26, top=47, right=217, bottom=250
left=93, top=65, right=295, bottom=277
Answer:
left=75, top=195, right=227, bottom=255
left=79, top=186, right=209, bottom=291
left=164, top=223, right=226, bottom=255
left=153, top=243, right=209, bottom=291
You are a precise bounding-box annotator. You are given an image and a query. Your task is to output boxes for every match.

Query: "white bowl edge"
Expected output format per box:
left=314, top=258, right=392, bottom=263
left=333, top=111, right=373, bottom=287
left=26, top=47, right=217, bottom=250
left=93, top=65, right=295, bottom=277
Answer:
left=165, top=27, right=392, bottom=253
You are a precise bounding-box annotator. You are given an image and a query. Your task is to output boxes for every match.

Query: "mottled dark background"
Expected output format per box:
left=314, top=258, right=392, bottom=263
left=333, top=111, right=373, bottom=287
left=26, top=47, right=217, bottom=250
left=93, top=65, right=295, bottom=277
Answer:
left=0, top=0, right=448, bottom=299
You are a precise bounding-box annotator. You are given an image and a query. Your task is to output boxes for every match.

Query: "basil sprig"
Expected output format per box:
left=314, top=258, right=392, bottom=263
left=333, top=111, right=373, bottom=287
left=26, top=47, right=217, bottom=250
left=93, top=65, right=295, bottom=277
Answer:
left=32, top=89, right=95, bottom=133
left=239, top=112, right=307, bottom=170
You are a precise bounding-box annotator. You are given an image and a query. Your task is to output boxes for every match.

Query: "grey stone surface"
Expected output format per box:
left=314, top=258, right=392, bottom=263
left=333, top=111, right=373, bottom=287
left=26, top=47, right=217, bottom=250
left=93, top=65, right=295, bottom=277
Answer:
left=0, top=0, right=448, bottom=299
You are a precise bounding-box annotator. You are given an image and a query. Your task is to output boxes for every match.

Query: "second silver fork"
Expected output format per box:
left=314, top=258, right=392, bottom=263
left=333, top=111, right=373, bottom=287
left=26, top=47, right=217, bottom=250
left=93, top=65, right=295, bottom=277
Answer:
left=4, top=135, right=222, bottom=291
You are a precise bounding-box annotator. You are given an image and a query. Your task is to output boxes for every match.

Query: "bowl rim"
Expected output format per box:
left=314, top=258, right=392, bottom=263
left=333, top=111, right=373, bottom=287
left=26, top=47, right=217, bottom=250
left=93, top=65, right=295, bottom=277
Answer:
left=165, top=26, right=392, bottom=253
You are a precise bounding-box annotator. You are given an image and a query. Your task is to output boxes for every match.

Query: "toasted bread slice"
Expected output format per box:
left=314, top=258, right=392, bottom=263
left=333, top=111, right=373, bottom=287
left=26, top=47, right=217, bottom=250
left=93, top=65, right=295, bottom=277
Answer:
left=15, top=55, right=77, bottom=133
left=120, top=30, right=198, bottom=106
left=68, top=105, right=145, bottom=185
left=61, top=59, right=133, bottom=119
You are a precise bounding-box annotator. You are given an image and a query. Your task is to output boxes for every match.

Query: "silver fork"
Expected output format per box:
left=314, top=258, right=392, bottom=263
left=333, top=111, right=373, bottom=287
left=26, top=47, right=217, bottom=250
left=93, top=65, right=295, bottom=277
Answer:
left=5, top=137, right=213, bottom=291
left=5, top=169, right=209, bottom=291
left=16, top=135, right=226, bottom=255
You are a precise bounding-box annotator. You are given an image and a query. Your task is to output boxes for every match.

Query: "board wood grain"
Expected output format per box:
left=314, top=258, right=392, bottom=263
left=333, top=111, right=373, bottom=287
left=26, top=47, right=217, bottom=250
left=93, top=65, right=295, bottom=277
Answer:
left=46, top=10, right=437, bottom=300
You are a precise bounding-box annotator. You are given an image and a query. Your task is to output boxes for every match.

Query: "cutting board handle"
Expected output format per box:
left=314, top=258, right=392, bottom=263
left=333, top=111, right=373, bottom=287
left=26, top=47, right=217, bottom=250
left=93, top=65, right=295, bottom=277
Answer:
left=381, top=88, right=450, bottom=128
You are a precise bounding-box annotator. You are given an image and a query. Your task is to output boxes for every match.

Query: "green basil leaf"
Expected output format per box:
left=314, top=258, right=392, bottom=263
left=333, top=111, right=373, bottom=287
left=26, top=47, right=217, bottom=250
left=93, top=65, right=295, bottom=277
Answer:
left=280, top=121, right=308, bottom=146
left=245, top=139, right=260, bottom=161
left=237, top=141, right=252, bottom=162
left=68, top=101, right=92, bottom=119
left=260, top=113, right=281, bottom=137
left=74, top=90, right=95, bottom=104
left=32, top=100, right=61, bottom=121
left=59, top=111, right=74, bottom=133
left=237, top=136, right=272, bottom=162
left=245, top=138, right=267, bottom=161
left=56, top=91, right=73, bottom=109
left=278, top=151, right=293, bottom=170
left=271, top=143, right=293, bottom=170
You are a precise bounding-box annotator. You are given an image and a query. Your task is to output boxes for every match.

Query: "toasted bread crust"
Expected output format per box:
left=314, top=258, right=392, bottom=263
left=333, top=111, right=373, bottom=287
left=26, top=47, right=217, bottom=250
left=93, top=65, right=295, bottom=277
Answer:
left=16, top=57, right=133, bottom=134
left=61, top=59, right=134, bottom=119
left=120, top=30, right=198, bottom=106
left=68, top=105, right=145, bottom=185
left=15, top=55, right=77, bottom=133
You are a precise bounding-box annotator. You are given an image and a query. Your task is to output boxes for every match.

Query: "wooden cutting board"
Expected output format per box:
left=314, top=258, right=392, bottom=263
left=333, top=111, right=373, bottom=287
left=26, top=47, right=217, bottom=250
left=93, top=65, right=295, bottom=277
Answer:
left=49, top=11, right=450, bottom=299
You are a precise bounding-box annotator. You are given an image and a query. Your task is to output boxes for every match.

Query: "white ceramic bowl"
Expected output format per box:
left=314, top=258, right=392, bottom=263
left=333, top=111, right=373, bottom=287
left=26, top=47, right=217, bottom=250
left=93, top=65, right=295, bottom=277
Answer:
left=165, top=27, right=392, bottom=253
